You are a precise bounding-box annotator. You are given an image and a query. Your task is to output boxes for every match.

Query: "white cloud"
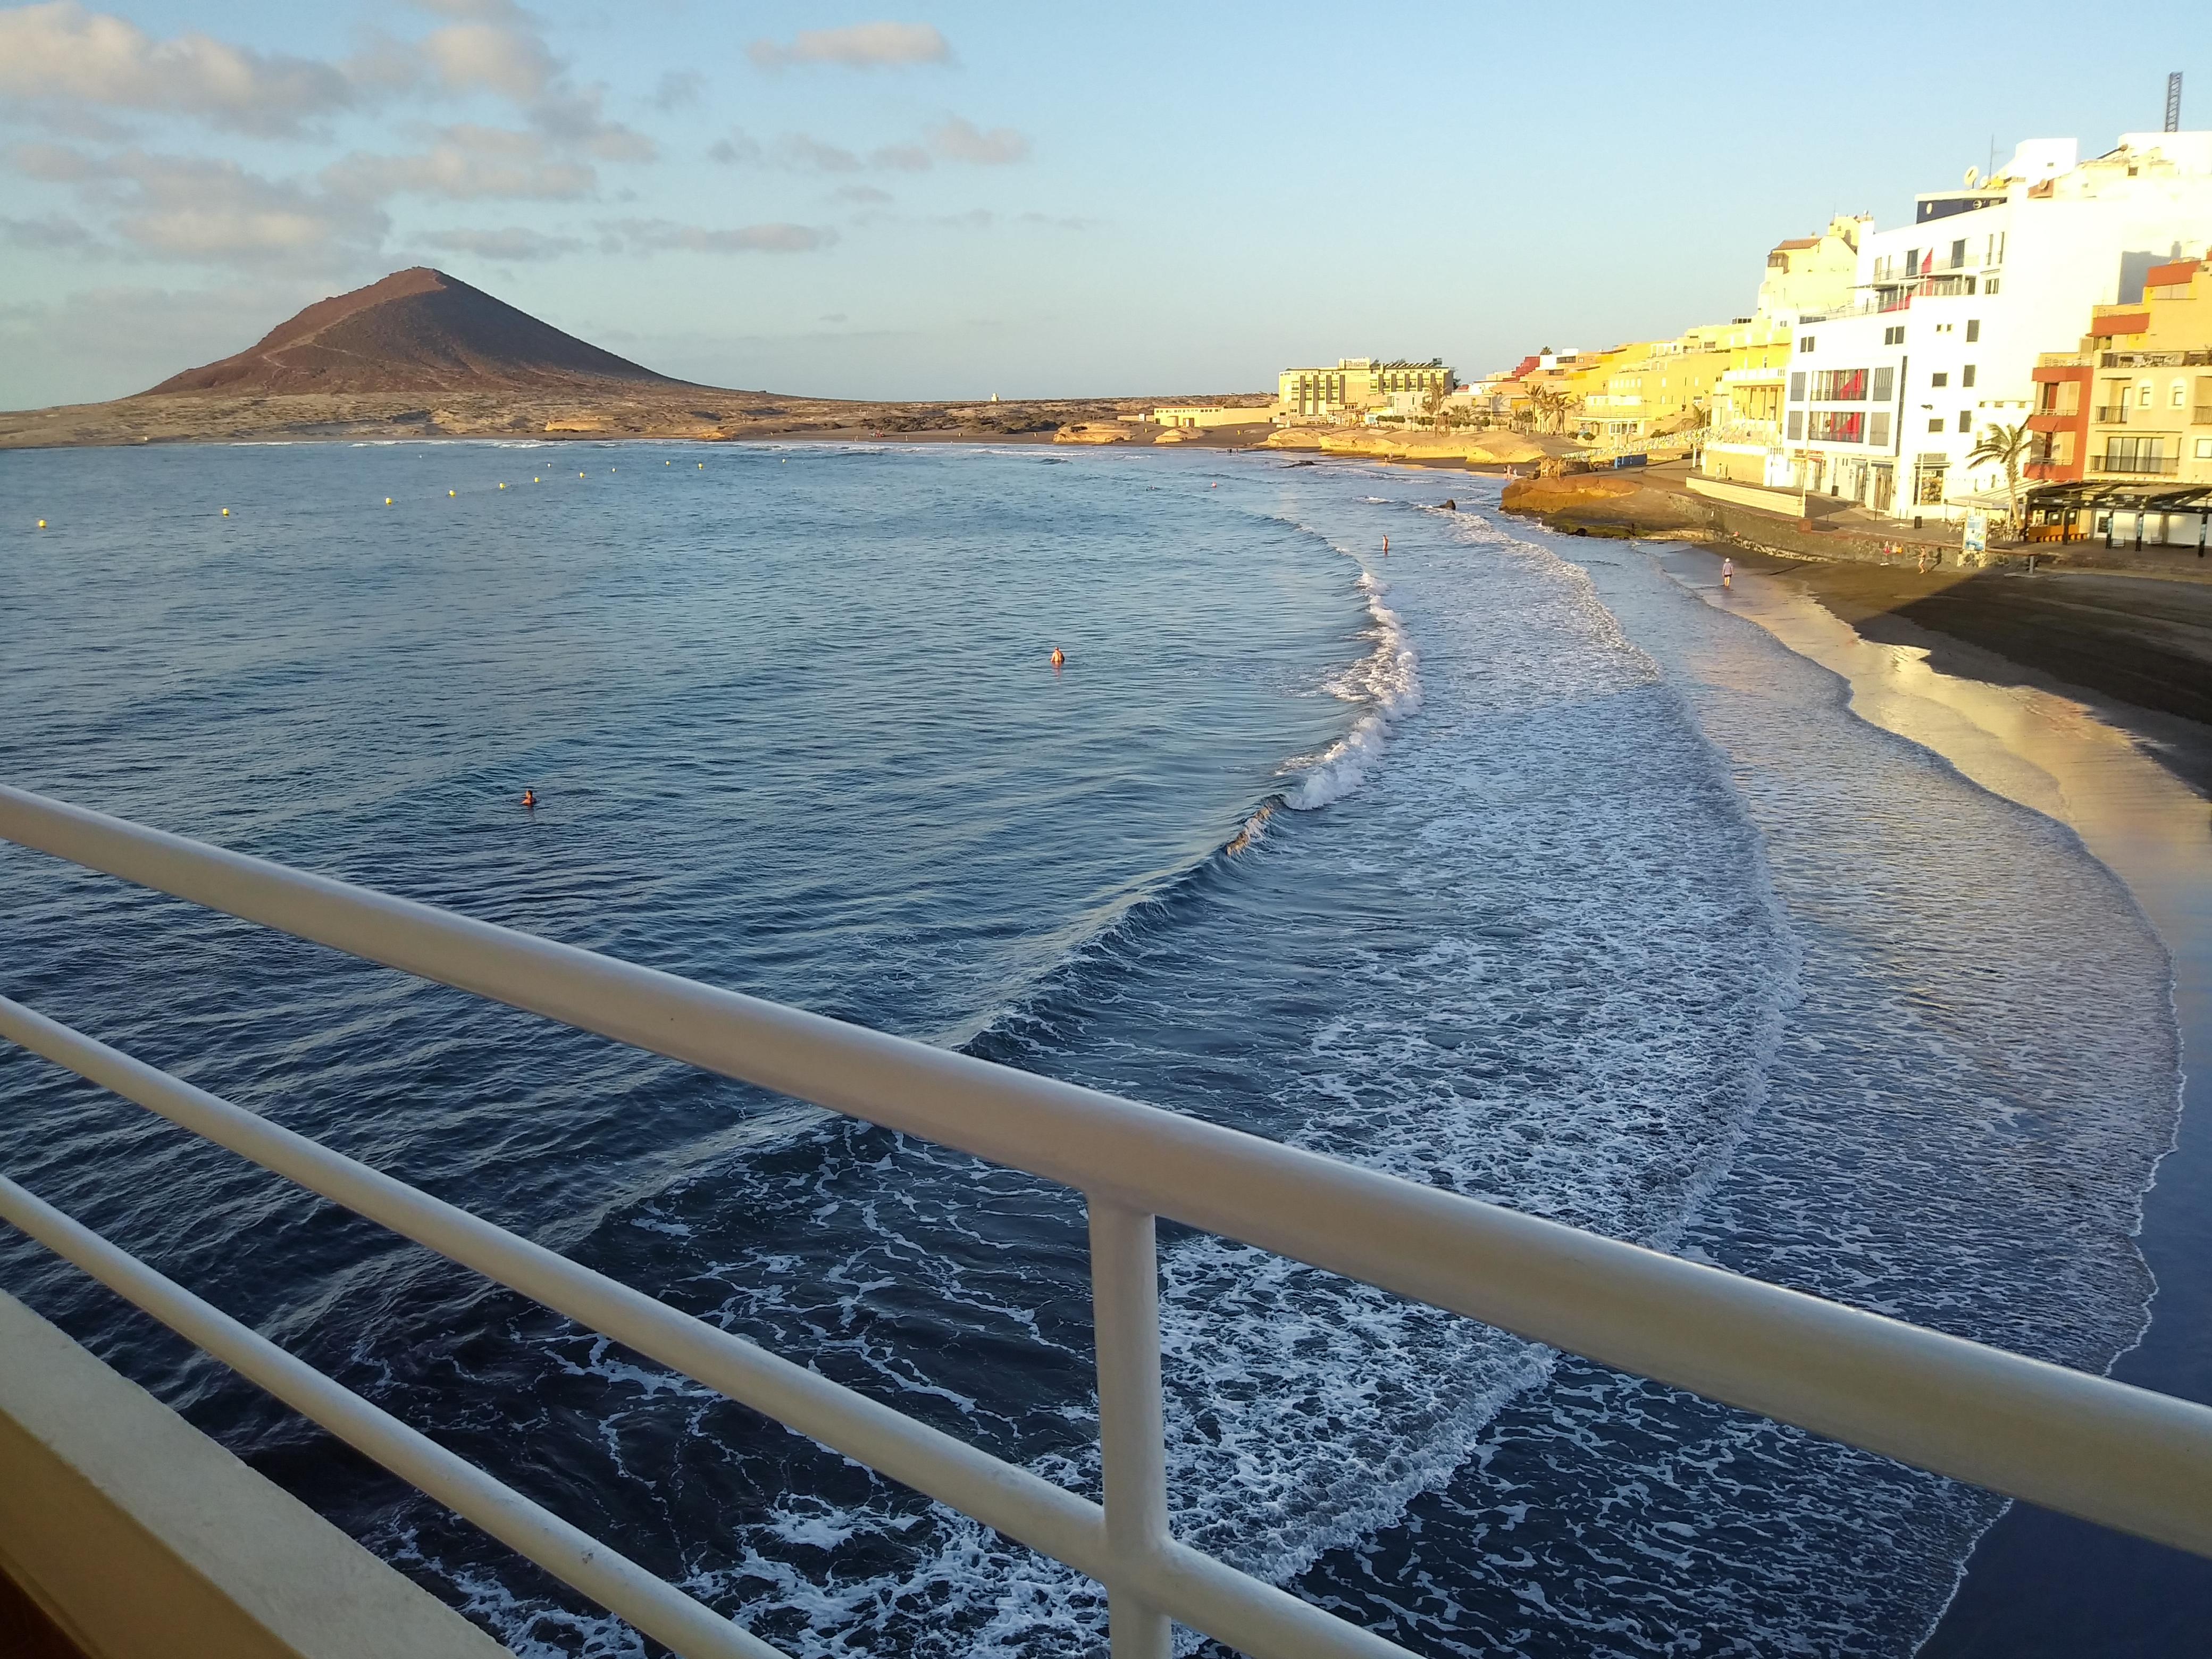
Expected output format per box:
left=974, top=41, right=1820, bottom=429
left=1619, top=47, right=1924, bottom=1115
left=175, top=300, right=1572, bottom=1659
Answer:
left=415, top=19, right=557, bottom=101
left=746, top=21, right=950, bottom=71
left=928, top=116, right=1028, bottom=165
left=0, top=2, right=354, bottom=135
left=833, top=184, right=894, bottom=206
left=778, top=133, right=863, bottom=173
left=707, top=122, right=1020, bottom=177
left=418, top=224, right=583, bottom=261
left=0, top=279, right=342, bottom=406
left=651, top=70, right=704, bottom=111
left=610, top=217, right=837, bottom=254
left=324, top=126, right=594, bottom=202
left=2, top=210, right=97, bottom=248
left=8, top=142, right=387, bottom=268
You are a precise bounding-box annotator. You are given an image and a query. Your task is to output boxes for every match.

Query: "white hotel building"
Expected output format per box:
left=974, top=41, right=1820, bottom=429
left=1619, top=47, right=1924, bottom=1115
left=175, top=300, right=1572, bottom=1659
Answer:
left=1781, top=133, right=2212, bottom=522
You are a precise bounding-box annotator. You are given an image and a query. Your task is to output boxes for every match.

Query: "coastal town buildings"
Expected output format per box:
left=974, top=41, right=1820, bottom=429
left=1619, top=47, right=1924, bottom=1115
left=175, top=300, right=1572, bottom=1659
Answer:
left=1150, top=404, right=1280, bottom=430
left=1755, top=216, right=1872, bottom=318
left=1702, top=318, right=1799, bottom=484
left=1780, top=131, right=2212, bottom=523
left=1701, top=221, right=1864, bottom=484
left=1278, top=358, right=1455, bottom=421
left=2025, top=253, right=2212, bottom=548
left=1577, top=323, right=1734, bottom=444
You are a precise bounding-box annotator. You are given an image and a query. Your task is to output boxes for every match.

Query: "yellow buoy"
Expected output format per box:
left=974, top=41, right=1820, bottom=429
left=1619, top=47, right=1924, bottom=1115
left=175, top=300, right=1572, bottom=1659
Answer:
left=534, top=476, right=541, bottom=483
left=499, top=482, right=506, bottom=489
left=385, top=498, right=393, bottom=506
left=221, top=507, right=230, bottom=516
left=36, top=519, right=46, bottom=529
left=448, top=489, right=456, bottom=497
left=578, top=471, right=585, bottom=478
left=698, top=462, right=703, bottom=468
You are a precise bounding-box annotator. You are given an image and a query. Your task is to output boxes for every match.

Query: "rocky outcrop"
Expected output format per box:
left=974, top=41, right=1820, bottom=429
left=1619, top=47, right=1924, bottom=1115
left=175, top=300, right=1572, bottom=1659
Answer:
left=1052, top=424, right=1131, bottom=445
left=1260, top=428, right=1547, bottom=465
left=1499, top=472, right=1713, bottom=535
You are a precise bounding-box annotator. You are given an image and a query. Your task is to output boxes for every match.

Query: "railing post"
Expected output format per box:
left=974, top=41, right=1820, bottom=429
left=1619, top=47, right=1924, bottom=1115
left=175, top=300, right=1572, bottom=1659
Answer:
left=1090, top=1197, right=1173, bottom=1659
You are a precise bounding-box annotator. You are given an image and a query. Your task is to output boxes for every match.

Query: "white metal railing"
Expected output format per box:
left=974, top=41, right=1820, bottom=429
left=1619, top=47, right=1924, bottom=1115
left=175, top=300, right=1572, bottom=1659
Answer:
left=2, top=782, right=2210, bottom=1659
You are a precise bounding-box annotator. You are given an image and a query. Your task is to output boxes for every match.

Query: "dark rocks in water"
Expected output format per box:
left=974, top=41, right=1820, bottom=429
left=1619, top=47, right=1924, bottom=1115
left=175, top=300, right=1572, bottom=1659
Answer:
left=1442, top=498, right=1457, bottom=510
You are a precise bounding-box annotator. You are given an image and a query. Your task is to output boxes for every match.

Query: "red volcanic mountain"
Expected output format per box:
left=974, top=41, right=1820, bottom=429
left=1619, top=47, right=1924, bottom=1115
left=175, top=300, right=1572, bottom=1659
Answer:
left=146, top=267, right=685, bottom=396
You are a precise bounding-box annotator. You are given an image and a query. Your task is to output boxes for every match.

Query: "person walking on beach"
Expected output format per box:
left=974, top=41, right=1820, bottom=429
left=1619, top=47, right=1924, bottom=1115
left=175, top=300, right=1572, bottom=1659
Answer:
left=1721, top=556, right=1733, bottom=590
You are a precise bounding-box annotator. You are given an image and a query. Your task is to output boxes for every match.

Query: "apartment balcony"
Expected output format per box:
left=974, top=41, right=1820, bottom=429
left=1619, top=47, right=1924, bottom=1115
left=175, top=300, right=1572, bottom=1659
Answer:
left=2027, top=412, right=2079, bottom=432
left=2092, top=406, right=2132, bottom=424
left=1709, top=420, right=1780, bottom=446
left=2093, top=453, right=2180, bottom=476
left=2099, top=349, right=2212, bottom=368
left=2195, top=406, right=2212, bottom=426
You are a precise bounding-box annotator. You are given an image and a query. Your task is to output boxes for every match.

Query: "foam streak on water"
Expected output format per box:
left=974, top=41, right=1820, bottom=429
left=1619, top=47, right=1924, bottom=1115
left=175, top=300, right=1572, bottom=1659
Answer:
left=0, top=446, right=2180, bottom=1658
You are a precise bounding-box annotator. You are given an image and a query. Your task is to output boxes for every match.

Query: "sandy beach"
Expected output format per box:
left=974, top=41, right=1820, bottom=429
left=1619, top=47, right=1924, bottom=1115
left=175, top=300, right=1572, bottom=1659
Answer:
left=1719, top=549, right=2212, bottom=793
left=1651, top=543, right=2212, bottom=1655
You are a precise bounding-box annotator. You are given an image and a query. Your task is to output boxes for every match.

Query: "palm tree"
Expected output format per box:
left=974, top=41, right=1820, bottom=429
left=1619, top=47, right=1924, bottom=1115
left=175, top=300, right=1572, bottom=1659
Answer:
left=1422, top=377, right=1453, bottom=433
left=1967, top=420, right=2033, bottom=535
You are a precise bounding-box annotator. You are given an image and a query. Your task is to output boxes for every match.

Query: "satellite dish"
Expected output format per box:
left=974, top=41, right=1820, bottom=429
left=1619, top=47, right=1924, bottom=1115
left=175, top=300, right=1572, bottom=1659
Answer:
left=1963, top=165, right=1980, bottom=188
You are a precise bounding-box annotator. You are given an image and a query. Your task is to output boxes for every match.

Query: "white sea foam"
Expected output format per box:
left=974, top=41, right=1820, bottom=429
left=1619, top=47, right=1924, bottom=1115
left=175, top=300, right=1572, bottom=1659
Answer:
left=1269, top=529, right=1422, bottom=812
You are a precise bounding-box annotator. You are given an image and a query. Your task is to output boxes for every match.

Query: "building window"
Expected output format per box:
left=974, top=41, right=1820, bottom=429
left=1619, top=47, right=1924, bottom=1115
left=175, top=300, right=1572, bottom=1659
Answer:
left=1917, top=467, right=1948, bottom=505
left=1870, top=412, right=1892, bottom=447
left=2174, top=382, right=2189, bottom=407
left=1950, top=238, right=1967, bottom=268
left=1809, top=410, right=1865, bottom=442
left=1787, top=410, right=1804, bottom=440
left=1812, top=368, right=1868, bottom=400
left=1800, top=336, right=1816, bottom=354
left=1985, top=278, right=2000, bottom=294
left=1789, top=371, right=1806, bottom=402
left=1883, top=325, right=1905, bottom=346
left=2198, top=438, right=2212, bottom=458
left=1931, top=372, right=1948, bottom=388
left=1962, top=365, right=1975, bottom=389
left=1929, top=418, right=1944, bottom=433
left=2141, top=386, right=2154, bottom=407
left=1958, top=411, right=1972, bottom=433
left=1872, top=366, right=1895, bottom=401
left=1966, top=320, right=1980, bottom=343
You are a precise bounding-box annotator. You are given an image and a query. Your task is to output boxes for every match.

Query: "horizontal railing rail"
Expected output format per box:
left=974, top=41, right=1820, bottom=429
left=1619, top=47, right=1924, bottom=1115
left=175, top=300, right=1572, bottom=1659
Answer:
left=4, top=782, right=2212, bottom=1657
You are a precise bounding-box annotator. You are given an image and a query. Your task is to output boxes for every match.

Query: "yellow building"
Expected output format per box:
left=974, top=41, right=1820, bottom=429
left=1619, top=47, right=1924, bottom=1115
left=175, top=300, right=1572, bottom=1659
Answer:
left=1700, top=317, right=1798, bottom=484
left=1151, top=404, right=1280, bottom=430
left=1279, top=358, right=1455, bottom=421
left=1576, top=327, right=1732, bottom=443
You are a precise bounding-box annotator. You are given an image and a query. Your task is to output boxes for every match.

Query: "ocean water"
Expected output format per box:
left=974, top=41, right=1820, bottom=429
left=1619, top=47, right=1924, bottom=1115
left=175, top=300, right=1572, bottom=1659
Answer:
left=0, top=441, right=2182, bottom=1657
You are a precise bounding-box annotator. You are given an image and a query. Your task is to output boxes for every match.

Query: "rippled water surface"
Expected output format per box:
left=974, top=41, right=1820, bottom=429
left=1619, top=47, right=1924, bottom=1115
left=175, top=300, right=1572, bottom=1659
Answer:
left=0, top=441, right=2183, bottom=1656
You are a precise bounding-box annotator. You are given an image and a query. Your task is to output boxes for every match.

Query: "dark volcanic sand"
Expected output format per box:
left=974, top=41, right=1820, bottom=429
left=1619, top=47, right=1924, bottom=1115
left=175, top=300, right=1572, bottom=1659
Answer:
left=1728, top=551, right=2212, bottom=794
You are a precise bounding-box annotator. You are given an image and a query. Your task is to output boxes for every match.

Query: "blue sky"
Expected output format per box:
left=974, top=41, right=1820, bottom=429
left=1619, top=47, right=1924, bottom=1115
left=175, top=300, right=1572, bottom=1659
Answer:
left=0, top=1, right=2201, bottom=407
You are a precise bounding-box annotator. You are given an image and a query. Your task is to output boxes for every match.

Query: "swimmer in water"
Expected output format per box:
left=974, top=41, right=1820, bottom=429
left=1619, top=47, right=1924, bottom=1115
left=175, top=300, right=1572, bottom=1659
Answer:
left=1721, top=557, right=1734, bottom=589
left=1050, top=647, right=1065, bottom=669
left=522, top=789, right=537, bottom=809
left=1382, top=534, right=1389, bottom=555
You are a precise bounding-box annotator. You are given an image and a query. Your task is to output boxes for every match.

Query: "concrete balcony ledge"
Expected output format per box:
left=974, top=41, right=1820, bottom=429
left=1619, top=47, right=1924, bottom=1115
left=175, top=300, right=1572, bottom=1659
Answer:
left=0, top=1290, right=512, bottom=1659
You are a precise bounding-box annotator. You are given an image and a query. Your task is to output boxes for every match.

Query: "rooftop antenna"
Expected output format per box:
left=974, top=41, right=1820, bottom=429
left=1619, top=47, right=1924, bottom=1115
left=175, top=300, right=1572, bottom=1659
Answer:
left=2167, top=71, right=2183, bottom=133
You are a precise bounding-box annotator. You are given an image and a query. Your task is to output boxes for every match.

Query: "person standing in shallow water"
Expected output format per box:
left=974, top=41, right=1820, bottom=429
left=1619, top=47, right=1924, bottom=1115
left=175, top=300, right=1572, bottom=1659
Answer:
left=1721, top=557, right=1734, bottom=589
left=1050, top=648, right=1065, bottom=670
left=521, top=789, right=537, bottom=809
